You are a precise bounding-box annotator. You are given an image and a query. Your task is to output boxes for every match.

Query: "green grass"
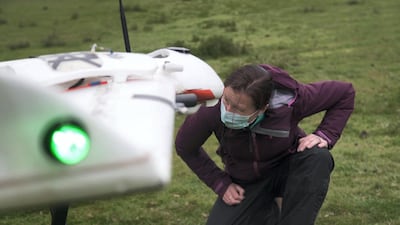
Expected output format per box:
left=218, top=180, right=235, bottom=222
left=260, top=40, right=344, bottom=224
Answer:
left=0, top=0, right=399, bottom=224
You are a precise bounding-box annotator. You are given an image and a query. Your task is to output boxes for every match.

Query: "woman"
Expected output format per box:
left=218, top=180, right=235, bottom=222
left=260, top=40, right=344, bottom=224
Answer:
left=175, top=64, right=355, bottom=225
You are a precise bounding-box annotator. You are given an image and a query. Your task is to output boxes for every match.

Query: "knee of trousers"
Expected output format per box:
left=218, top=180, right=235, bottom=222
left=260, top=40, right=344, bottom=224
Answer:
left=287, top=148, right=334, bottom=194
left=310, top=147, right=335, bottom=172
left=292, top=147, right=335, bottom=175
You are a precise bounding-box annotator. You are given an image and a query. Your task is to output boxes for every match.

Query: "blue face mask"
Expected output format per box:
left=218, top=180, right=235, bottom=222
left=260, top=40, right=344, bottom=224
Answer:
left=220, top=101, right=264, bottom=129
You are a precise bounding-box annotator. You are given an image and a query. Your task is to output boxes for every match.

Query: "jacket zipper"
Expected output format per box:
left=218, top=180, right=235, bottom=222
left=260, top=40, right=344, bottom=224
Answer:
left=251, top=132, right=261, bottom=177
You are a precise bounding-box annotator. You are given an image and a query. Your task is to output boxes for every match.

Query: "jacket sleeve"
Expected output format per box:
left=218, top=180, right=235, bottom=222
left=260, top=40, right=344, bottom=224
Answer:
left=294, top=80, right=355, bottom=148
left=175, top=106, right=232, bottom=197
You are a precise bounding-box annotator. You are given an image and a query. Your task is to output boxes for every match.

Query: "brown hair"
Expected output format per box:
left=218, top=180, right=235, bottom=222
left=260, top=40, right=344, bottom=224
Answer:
left=224, top=64, right=274, bottom=109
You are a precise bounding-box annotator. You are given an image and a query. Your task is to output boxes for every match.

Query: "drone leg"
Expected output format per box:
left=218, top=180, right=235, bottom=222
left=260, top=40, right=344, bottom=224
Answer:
left=50, top=204, right=69, bottom=225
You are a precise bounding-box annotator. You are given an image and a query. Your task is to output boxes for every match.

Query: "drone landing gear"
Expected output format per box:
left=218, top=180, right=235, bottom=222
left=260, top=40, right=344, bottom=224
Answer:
left=50, top=204, right=69, bottom=225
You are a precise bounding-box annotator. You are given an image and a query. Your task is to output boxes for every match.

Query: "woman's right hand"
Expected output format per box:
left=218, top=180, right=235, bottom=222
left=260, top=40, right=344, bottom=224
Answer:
left=222, top=183, right=245, bottom=205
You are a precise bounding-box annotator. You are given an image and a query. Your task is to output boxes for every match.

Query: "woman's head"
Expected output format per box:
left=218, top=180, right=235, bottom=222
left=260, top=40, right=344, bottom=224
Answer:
left=224, top=64, right=274, bottom=110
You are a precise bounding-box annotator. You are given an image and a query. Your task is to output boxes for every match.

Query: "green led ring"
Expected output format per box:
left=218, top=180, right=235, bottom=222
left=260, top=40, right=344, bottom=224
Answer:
left=45, top=121, right=91, bottom=165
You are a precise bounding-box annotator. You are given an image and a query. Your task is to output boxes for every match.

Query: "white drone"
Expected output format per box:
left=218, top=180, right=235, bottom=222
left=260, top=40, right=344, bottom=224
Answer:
left=0, top=0, right=224, bottom=214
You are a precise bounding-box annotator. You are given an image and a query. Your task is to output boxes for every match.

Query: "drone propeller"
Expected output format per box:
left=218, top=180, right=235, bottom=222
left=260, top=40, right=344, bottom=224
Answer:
left=119, top=0, right=131, bottom=52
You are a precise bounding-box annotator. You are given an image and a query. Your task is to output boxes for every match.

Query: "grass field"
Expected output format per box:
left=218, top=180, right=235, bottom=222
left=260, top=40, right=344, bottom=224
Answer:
left=0, top=0, right=399, bottom=224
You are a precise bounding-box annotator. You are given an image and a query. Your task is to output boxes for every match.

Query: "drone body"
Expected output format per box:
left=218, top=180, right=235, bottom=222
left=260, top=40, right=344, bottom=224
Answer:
left=0, top=47, right=223, bottom=211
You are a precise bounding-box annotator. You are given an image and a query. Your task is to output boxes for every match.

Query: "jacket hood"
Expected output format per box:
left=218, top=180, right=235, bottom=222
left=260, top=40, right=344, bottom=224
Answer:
left=259, top=64, right=300, bottom=91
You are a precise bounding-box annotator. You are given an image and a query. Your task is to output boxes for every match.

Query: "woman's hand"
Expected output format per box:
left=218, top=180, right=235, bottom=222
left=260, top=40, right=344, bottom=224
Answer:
left=223, top=183, right=245, bottom=206
left=297, top=134, right=328, bottom=152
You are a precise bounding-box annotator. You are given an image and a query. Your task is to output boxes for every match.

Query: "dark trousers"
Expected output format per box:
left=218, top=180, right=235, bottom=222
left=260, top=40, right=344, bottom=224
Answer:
left=206, top=147, right=334, bottom=225
left=50, top=204, right=69, bottom=225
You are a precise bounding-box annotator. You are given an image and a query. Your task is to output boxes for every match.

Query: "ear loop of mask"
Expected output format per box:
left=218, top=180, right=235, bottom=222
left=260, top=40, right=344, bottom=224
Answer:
left=249, top=112, right=265, bottom=129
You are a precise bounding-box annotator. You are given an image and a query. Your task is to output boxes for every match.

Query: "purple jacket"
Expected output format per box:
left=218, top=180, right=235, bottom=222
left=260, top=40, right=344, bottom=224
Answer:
left=175, top=64, right=355, bottom=197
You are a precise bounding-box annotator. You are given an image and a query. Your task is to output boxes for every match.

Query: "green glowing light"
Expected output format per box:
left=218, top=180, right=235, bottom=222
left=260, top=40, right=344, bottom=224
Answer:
left=48, top=124, right=90, bottom=165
